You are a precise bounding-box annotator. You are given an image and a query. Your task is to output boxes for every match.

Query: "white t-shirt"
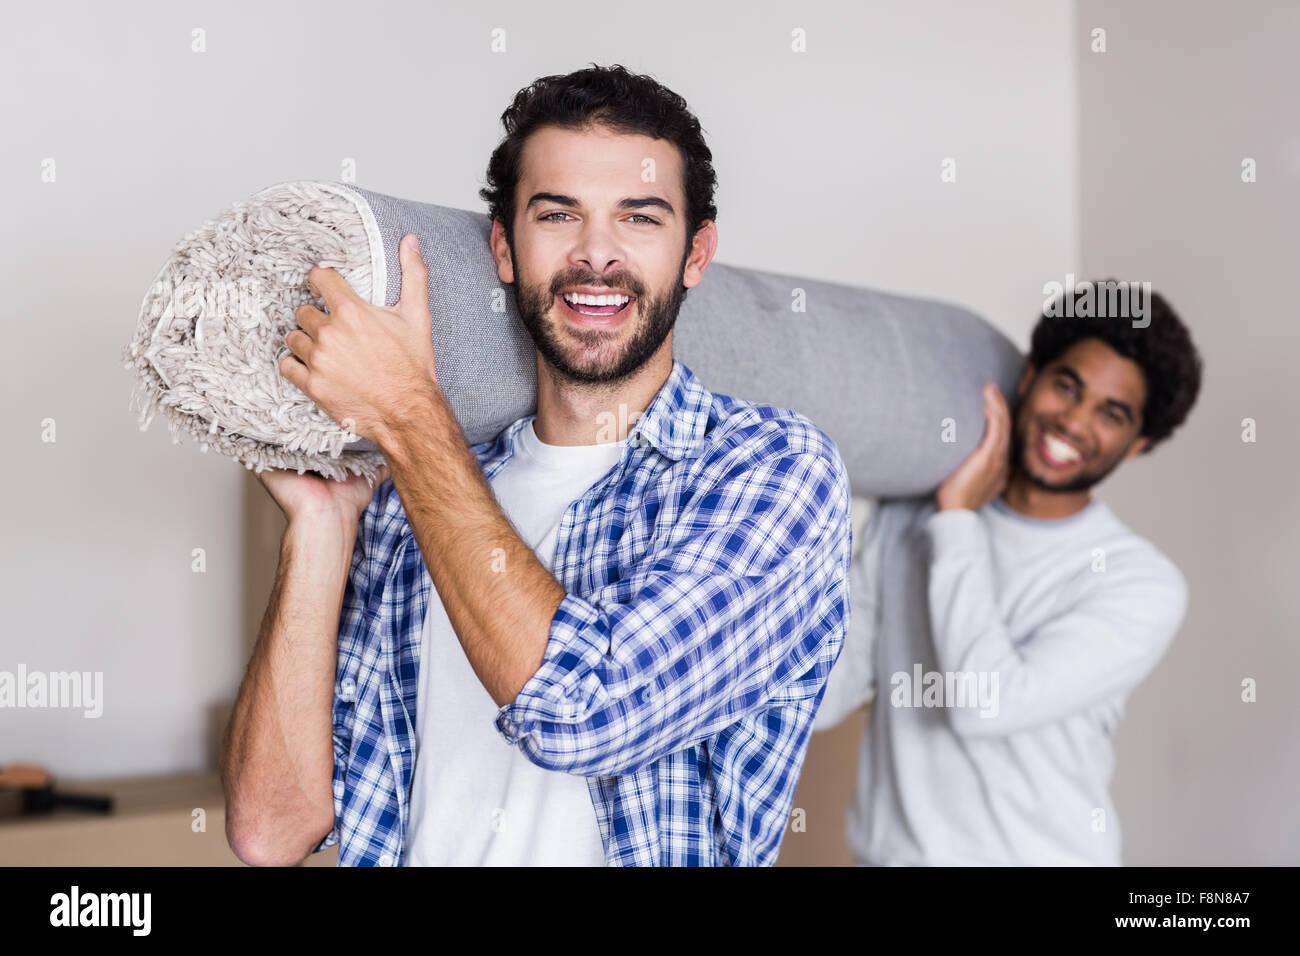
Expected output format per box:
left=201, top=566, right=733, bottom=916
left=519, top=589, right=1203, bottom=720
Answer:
left=404, top=418, right=627, bottom=866
left=815, top=495, right=1188, bottom=866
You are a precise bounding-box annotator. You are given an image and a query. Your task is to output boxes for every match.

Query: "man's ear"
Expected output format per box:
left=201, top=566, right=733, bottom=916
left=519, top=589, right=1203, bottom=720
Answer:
left=1016, top=362, right=1036, bottom=399
left=489, top=218, right=515, bottom=285
left=681, top=220, right=719, bottom=291
left=1123, top=435, right=1151, bottom=459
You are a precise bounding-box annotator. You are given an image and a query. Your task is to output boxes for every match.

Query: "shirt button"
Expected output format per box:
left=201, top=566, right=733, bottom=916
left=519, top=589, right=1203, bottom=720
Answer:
left=339, top=677, right=357, bottom=701
left=378, top=853, right=394, bottom=867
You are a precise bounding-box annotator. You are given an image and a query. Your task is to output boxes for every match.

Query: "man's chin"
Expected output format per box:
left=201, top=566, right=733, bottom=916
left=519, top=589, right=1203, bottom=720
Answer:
left=554, top=318, right=625, bottom=348
left=1030, top=474, right=1083, bottom=493
left=543, top=340, right=638, bottom=384
left=1022, top=461, right=1105, bottom=495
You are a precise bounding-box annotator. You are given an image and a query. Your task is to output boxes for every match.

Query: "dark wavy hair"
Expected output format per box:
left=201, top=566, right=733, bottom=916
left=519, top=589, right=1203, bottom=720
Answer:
left=1028, top=281, right=1202, bottom=453
left=479, top=63, right=718, bottom=247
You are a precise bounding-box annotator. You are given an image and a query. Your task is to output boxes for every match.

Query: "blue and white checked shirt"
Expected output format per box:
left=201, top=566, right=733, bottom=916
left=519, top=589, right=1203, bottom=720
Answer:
left=314, top=358, right=853, bottom=866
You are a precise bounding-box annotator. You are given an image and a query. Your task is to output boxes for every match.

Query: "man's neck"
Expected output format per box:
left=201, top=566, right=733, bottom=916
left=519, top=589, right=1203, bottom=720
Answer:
left=1000, top=472, right=1093, bottom=520
left=532, top=344, right=674, bottom=447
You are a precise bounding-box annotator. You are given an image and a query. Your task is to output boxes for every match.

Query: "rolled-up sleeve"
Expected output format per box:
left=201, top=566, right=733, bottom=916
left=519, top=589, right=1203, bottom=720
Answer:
left=813, top=497, right=890, bottom=731
left=495, top=448, right=853, bottom=778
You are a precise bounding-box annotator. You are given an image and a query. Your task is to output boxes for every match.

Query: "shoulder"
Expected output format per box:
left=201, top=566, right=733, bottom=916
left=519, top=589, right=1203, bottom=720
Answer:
left=1093, top=503, right=1187, bottom=591
left=695, top=389, right=850, bottom=493
left=1077, top=503, right=1190, bottom=630
left=659, top=389, right=853, bottom=565
left=471, top=416, right=525, bottom=466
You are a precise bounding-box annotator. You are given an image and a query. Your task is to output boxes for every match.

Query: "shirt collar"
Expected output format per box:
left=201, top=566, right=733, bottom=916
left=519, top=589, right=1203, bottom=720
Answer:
left=497, top=357, right=711, bottom=466
left=626, top=358, right=712, bottom=461
left=388, top=358, right=715, bottom=542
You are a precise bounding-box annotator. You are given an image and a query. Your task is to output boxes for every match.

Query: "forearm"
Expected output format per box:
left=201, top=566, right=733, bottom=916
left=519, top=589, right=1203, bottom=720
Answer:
left=812, top=635, right=874, bottom=732
left=498, top=450, right=854, bottom=776
left=220, top=516, right=354, bottom=865
left=380, top=383, right=563, bottom=706
left=925, top=509, right=1013, bottom=675
left=813, top=500, right=891, bottom=732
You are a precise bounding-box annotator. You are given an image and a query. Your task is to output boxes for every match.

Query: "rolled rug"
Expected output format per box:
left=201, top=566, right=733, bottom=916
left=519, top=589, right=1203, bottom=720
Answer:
left=122, top=180, right=1024, bottom=494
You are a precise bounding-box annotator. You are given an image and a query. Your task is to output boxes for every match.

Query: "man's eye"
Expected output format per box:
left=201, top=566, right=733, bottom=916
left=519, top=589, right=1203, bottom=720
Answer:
left=538, top=212, right=658, bottom=225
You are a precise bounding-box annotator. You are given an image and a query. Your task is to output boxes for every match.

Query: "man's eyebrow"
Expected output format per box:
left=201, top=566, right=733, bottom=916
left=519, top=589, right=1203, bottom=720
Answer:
left=524, top=192, right=676, bottom=217
left=617, top=196, right=676, bottom=216
left=1103, top=397, right=1136, bottom=422
left=1054, top=364, right=1135, bottom=421
left=1053, top=364, right=1084, bottom=387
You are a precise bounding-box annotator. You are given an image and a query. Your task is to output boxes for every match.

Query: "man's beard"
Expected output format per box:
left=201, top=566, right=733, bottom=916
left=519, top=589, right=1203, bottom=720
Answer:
left=509, top=240, right=690, bottom=386
left=1009, top=411, right=1127, bottom=494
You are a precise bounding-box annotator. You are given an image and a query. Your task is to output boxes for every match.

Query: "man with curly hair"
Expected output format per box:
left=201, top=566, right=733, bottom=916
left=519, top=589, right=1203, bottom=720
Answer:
left=815, top=283, right=1202, bottom=866
left=223, top=64, right=852, bottom=867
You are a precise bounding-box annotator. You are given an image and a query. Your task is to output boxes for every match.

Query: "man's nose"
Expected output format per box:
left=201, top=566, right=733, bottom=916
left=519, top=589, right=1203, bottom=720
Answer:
left=571, top=222, right=624, bottom=273
left=1059, top=401, right=1092, bottom=439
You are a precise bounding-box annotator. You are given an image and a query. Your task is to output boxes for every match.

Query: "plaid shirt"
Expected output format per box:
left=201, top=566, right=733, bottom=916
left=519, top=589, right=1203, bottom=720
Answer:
left=314, top=358, right=853, bottom=866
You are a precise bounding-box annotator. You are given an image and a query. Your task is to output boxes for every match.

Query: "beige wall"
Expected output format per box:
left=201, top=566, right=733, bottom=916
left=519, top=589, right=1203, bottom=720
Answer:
left=3, top=0, right=1076, bottom=789
left=791, top=0, right=1300, bottom=867
left=40, top=0, right=1300, bottom=867
left=1071, top=0, right=1300, bottom=865
left=5, top=0, right=1291, bottom=867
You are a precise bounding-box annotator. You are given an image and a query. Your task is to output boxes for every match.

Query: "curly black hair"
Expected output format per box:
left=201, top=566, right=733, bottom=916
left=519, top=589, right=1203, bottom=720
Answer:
left=1028, top=281, right=1202, bottom=452
left=479, top=63, right=718, bottom=247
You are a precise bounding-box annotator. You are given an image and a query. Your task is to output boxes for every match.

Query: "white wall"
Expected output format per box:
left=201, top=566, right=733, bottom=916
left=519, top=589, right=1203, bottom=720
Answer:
left=16, top=0, right=1290, bottom=870
left=0, top=0, right=1076, bottom=785
left=2, top=0, right=1078, bottom=784
left=1075, top=0, right=1300, bottom=865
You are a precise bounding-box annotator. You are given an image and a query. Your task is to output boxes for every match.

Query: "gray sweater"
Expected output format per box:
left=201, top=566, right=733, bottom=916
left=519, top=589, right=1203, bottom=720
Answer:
left=815, top=495, right=1188, bottom=865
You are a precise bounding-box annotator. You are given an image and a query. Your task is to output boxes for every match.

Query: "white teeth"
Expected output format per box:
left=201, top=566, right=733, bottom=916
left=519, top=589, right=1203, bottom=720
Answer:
left=1044, top=433, right=1081, bottom=464
left=563, top=292, right=630, bottom=307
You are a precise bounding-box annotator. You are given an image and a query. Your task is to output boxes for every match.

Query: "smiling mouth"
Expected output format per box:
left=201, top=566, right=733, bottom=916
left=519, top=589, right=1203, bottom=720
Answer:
left=1038, top=428, right=1084, bottom=468
left=555, top=292, right=636, bottom=327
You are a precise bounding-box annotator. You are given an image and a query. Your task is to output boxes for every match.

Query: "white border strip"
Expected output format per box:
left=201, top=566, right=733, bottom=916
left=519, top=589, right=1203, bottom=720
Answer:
left=317, top=181, right=387, bottom=308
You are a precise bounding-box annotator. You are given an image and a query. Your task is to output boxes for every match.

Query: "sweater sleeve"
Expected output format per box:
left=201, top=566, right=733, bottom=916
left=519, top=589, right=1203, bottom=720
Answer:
left=923, top=508, right=1188, bottom=737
